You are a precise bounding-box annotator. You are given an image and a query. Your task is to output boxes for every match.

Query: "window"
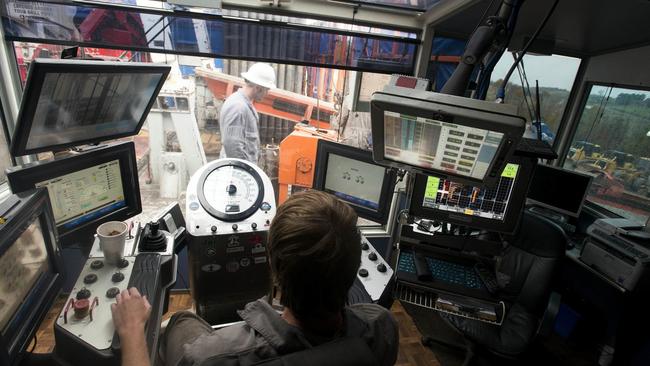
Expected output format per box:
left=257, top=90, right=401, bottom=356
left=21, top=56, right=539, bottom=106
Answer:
left=486, top=54, right=581, bottom=143
left=0, top=107, right=10, bottom=186
left=563, top=84, right=650, bottom=224
left=13, top=42, right=360, bottom=222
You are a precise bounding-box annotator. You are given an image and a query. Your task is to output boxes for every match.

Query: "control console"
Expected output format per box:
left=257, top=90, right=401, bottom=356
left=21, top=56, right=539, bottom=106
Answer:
left=348, top=235, right=394, bottom=307
left=186, top=158, right=276, bottom=325
left=54, top=253, right=167, bottom=366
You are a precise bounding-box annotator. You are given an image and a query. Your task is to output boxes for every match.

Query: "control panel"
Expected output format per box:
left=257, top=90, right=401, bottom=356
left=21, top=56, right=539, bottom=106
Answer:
left=55, top=256, right=136, bottom=351
left=357, top=235, right=394, bottom=302
left=185, top=158, right=276, bottom=325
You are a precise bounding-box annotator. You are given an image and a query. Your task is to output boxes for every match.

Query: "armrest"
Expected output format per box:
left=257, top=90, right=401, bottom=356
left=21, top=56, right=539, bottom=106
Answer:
left=537, top=291, right=561, bottom=338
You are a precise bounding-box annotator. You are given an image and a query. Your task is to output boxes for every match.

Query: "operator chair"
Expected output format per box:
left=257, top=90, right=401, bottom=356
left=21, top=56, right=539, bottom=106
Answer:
left=197, top=337, right=377, bottom=366
left=429, top=210, right=567, bottom=363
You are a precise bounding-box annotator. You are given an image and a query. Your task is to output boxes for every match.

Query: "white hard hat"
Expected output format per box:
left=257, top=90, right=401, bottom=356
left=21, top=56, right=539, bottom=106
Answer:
left=241, top=63, right=276, bottom=89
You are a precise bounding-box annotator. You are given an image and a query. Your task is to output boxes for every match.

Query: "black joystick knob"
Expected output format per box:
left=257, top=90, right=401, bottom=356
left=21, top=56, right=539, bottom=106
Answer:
left=377, top=263, right=387, bottom=273
left=251, top=223, right=257, bottom=230
left=139, top=221, right=167, bottom=252
left=112, top=272, right=125, bottom=283
left=232, top=224, right=238, bottom=231
left=106, top=287, right=120, bottom=298
left=368, top=252, right=378, bottom=261
left=84, top=274, right=98, bottom=284
left=211, top=225, right=217, bottom=233
left=227, top=184, right=237, bottom=195
left=358, top=268, right=369, bottom=277
left=76, top=288, right=91, bottom=300
left=361, top=242, right=369, bottom=251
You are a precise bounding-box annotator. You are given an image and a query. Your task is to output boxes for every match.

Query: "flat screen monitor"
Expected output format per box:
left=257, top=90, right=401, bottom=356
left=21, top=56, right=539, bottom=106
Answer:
left=371, top=87, right=525, bottom=187
left=6, top=142, right=141, bottom=245
left=313, top=140, right=397, bottom=225
left=10, top=59, right=170, bottom=156
left=526, top=165, right=592, bottom=217
left=409, top=156, right=535, bottom=233
left=0, top=189, right=63, bottom=366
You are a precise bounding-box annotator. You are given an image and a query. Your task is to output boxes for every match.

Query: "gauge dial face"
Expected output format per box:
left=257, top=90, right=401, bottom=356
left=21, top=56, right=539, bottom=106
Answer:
left=202, top=164, right=261, bottom=218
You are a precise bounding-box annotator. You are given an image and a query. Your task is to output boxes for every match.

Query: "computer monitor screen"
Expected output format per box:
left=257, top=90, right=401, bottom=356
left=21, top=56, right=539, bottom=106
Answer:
left=410, top=156, right=535, bottom=233
left=526, top=165, right=592, bottom=217
left=35, top=159, right=126, bottom=232
left=0, top=189, right=63, bottom=366
left=313, top=140, right=396, bottom=224
left=6, top=142, right=141, bottom=244
left=371, top=88, right=525, bottom=187
left=11, top=59, right=170, bottom=156
left=383, top=111, right=505, bottom=180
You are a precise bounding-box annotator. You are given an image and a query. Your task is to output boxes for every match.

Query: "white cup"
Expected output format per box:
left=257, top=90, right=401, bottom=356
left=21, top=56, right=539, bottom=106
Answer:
left=97, top=221, right=128, bottom=265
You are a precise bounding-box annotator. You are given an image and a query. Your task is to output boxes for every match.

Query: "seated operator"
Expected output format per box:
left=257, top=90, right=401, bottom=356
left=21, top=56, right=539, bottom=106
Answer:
left=111, top=191, right=399, bottom=366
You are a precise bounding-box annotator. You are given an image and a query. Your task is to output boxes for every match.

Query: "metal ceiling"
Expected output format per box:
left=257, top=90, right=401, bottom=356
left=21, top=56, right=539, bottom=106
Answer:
left=432, top=0, right=650, bottom=57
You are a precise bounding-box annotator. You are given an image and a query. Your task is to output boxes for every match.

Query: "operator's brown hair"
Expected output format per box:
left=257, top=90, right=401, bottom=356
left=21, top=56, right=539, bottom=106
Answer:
left=268, top=190, right=361, bottom=320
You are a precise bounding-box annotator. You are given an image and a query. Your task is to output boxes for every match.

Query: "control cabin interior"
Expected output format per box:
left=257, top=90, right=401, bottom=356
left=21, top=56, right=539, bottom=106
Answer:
left=0, top=0, right=649, bottom=365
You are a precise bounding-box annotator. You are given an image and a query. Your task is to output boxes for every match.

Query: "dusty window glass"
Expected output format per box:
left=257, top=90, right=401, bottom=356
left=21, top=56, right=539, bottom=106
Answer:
left=563, top=85, right=650, bottom=224
left=486, top=54, right=581, bottom=143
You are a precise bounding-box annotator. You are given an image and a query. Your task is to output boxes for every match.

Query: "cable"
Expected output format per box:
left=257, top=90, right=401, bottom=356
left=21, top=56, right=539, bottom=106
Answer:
left=497, top=0, right=560, bottom=102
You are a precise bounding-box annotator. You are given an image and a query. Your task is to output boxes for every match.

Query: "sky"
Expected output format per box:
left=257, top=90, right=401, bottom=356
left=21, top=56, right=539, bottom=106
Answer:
left=490, top=53, right=581, bottom=91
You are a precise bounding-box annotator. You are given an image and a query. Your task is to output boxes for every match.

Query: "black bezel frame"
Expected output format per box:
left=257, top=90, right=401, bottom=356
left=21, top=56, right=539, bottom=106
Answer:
left=197, top=160, right=265, bottom=222
left=313, top=140, right=397, bottom=225
left=409, top=155, right=536, bottom=233
left=526, top=164, right=593, bottom=218
left=370, top=89, right=525, bottom=187
left=0, top=189, right=64, bottom=366
left=6, top=142, right=142, bottom=243
left=10, top=59, right=170, bottom=156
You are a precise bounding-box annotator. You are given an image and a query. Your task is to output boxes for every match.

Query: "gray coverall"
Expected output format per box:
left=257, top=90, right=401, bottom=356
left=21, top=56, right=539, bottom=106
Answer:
left=219, top=89, right=260, bottom=164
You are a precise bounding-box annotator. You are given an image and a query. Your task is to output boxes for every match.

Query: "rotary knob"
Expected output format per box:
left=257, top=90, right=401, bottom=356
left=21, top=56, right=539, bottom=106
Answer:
left=111, top=272, right=125, bottom=283
left=361, top=242, right=369, bottom=251
left=358, top=268, right=369, bottom=277
left=377, top=263, right=387, bottom=273
left=368, top=252, right=378, bottom=261
left=83, top=274, right=98, bottom=284
left=76, top=288, right=91, bottom=300
left=106, top=287, right=120, bottom=298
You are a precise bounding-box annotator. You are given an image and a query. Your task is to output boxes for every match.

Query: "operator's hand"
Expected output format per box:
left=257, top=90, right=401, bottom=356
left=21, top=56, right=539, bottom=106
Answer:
left=111, top=287, right=152, bottom=337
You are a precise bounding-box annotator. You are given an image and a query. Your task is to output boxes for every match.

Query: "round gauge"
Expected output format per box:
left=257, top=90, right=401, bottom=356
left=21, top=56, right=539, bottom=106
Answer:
left=197, top=160, right=264, bottom=222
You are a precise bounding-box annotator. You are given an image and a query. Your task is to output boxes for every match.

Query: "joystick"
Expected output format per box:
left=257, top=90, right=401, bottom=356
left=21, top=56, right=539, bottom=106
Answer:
left=138, top=221, right=167, bottom=252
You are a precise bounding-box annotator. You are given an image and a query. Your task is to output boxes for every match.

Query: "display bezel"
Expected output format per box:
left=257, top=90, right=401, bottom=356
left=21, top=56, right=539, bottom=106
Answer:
left=6, top=142, right=141, bottom=243
left=313, top=140, right=397, bottom=225
left=371, top=88, right=525, bottom=187
left=409, top=155, right=536, bottom=233
left=10, top=59, right=170, bottom=156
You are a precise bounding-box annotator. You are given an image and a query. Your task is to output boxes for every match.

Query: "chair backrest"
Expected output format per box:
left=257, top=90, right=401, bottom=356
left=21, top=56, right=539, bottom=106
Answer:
left=199, top=337, right=378, bottom=366
left=497, top=210, right=567, bottom=317
left=252, top=337, right=377, bottom=366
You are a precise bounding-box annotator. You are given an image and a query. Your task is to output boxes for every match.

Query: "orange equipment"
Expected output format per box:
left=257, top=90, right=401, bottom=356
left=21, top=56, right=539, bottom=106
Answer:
left=278, top=125, right=338, bottom=204
left=195, top=68, right=337, bottom=129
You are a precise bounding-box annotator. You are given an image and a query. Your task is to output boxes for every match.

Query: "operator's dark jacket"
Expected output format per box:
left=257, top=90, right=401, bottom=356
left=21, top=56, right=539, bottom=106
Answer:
left=160, top=299, right=398, bottom=366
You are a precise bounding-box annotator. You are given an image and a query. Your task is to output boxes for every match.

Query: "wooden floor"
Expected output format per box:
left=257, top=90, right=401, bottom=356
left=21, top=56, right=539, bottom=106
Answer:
left=31, top=292, right=440, bottom=366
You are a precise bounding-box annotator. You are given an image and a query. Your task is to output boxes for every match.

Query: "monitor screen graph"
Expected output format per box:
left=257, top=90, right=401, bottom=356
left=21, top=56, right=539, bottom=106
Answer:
left=421, top=163, right=520, bottom=221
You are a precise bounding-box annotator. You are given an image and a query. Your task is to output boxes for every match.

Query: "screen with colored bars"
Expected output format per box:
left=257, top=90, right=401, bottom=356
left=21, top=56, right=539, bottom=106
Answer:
left=421, top=164, right=520, bottom=220
left=383, top=111, right=504, bottom=180
left=35, top=160, right=126, bottom=230
left=324, top=153, right=387, bottom=211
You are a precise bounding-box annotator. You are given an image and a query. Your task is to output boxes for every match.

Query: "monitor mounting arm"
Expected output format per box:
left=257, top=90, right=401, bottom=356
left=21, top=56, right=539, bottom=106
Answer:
left=440, top=0, right=518, bottom=97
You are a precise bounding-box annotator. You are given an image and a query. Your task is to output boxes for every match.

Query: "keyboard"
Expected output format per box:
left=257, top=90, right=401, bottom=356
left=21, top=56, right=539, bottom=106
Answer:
left=398, top=252, right=483, bottom=290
